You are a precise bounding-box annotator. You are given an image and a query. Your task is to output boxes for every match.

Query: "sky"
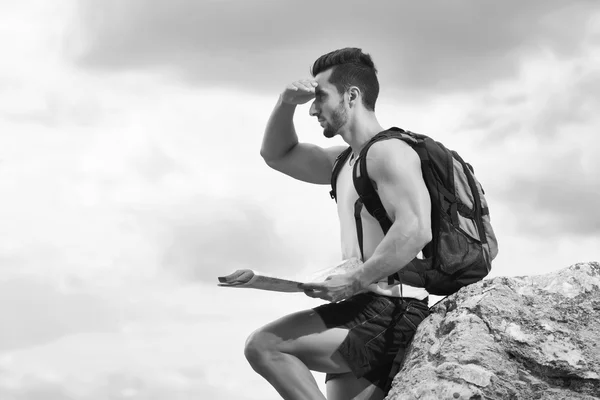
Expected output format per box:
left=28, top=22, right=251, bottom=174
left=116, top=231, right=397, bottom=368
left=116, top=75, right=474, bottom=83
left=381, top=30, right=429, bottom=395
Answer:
left=0, top=0, right=598, bottom=399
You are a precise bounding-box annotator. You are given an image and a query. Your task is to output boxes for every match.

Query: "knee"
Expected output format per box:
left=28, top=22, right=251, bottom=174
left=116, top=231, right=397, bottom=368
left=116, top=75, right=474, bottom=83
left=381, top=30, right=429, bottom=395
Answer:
left=244, top=329, right=277, bottom=368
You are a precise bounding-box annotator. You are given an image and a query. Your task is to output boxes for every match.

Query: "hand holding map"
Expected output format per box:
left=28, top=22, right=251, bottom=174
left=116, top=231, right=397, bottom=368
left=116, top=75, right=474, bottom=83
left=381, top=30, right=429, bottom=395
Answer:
left=217, top=258, right=363, bottom=293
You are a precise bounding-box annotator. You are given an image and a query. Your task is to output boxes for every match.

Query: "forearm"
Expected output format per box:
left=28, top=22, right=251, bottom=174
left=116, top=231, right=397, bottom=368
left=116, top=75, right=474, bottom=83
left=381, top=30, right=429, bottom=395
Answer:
left=260, top=96, right=299, bottom=162
left=351, top=222, right=430, bottom=287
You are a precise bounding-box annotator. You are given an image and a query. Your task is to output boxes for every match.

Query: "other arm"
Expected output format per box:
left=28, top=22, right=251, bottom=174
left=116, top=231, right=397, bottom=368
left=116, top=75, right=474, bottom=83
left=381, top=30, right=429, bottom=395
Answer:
left=352, top=140, right=432, bottom=286
left=302, top=140, right=432, bottom=301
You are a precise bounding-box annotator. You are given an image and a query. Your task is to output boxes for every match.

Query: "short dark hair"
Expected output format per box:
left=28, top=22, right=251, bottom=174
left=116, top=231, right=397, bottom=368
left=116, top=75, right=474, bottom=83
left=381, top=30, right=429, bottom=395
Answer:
left=311, top=48, right=379, bottom=111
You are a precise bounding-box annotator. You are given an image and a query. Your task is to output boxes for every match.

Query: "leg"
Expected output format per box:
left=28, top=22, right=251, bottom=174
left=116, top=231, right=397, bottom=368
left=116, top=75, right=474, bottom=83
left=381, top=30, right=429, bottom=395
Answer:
left=326, top=373, right=385, bottom=400
left=244, top=309, right=351, bottom=400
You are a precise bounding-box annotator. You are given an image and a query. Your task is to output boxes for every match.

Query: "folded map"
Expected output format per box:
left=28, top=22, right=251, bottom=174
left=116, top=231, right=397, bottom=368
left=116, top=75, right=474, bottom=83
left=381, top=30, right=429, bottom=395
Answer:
left=217, top=258, right=362, bottom=293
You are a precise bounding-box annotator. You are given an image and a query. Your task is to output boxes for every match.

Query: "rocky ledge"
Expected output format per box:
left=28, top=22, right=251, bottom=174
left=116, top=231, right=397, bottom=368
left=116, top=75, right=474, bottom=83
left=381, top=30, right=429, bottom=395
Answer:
left=387, top=261, right=600, bottom=400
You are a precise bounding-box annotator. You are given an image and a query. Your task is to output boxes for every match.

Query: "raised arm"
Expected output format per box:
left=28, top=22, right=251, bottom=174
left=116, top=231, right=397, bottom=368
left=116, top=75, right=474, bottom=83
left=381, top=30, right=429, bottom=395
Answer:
left=260, top=79, right=347, bottom=184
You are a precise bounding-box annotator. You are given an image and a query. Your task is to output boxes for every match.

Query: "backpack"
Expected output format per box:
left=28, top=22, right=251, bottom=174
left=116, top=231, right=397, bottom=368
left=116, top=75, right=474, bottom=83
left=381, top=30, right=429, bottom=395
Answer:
left=330, top=127, right=498, bottom=296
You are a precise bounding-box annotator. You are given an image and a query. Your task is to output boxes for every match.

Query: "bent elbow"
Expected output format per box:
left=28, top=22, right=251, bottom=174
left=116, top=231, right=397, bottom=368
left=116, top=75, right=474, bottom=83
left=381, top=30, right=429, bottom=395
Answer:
left=259, top=148, right=272, bottom=163
left=262, top=157, right=284, bottom=172
left=259, top=149, right=279, bottom=168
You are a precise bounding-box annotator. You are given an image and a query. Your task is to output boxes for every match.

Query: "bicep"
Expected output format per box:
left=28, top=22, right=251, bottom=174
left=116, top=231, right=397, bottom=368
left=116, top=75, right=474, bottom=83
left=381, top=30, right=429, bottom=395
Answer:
left=367, top=141, right=431, bottom=230
left=266, top=143, right=347, bottom=184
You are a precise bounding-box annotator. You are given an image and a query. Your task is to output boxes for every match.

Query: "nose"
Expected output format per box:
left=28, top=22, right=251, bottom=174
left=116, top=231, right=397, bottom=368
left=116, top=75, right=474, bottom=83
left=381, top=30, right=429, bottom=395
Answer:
left=309, top=100, right=318, bottom=117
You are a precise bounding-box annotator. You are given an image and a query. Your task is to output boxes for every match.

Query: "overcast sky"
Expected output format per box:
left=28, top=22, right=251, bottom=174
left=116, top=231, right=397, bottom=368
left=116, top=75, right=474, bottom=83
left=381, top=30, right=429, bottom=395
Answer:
left=1, top=1, right=599, bottom=399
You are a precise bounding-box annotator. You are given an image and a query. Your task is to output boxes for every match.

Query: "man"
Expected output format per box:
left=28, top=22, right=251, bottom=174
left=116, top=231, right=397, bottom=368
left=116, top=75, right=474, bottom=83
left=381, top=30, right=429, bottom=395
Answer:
left=245, top=48, right=432, bottom=400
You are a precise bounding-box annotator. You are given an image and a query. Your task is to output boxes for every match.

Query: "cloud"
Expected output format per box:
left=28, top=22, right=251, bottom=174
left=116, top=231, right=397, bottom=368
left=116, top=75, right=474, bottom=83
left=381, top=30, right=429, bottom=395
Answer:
left=498, top=146, right=600, bottom=237
left=461, top=54, right=600, bottom=140
left=0, top=378, right=75, bottom=400
left=0, top=90, right=106, bottom=128
left=0, top=277, right=120, bottom=352
left=73, top=0, right=599, bottom=95
left=444, top=41, right=600, bottom=239
left=532, top=68, right=600, bottom=137
left=0, top=280, right=316, bottom=400
left=0, top=367, right=259, bottom=400
left=135, top=196, right=310, bottom=282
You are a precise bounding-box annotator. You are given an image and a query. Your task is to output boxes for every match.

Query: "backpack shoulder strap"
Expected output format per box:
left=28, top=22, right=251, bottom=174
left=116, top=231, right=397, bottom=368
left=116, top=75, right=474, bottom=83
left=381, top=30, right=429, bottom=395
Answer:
left=352, top=127, right=418, bottom=232
left=329, top=146, right=353, bottom=201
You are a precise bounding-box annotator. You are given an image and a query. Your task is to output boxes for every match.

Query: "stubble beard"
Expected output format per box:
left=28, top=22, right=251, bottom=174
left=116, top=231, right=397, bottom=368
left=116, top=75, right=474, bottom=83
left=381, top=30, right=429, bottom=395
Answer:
left=323, top=102, right=348, bottom=139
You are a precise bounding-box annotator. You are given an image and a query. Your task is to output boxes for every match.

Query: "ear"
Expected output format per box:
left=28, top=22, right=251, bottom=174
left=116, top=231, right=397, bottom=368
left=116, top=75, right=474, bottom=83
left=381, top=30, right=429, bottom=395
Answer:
left=347, top=86, right=361, bottom=107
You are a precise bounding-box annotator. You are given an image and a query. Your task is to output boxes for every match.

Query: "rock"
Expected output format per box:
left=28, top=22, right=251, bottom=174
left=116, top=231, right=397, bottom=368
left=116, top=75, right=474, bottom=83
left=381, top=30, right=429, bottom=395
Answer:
left=386, top=262, right=600, bottom=400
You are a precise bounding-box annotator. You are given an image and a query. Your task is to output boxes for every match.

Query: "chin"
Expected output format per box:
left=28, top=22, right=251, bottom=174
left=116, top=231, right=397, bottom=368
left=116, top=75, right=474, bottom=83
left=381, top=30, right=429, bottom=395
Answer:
left=323, top=128, right=337, bottom=139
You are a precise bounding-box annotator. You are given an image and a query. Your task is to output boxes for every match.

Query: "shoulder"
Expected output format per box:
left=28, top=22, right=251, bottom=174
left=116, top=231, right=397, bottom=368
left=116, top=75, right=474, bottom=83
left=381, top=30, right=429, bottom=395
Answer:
left=365, top=138, right=421, bottom=177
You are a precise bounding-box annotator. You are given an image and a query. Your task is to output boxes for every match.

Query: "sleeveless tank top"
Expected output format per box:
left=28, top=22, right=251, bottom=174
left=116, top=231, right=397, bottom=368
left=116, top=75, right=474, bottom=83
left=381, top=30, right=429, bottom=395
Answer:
left=336, top=154, right=429, bottom=300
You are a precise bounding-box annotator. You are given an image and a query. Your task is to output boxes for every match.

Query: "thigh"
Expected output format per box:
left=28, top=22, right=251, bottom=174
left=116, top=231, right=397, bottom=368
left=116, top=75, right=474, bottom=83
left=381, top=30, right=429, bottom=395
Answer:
left=250, top=309, right=353, bottom=374
left=326, top=372, right=385, bottom=400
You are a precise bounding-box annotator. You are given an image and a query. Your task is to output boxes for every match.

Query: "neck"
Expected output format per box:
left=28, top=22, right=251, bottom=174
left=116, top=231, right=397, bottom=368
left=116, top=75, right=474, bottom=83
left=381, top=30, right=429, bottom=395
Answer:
left=339, top=110, right=385, bottom=155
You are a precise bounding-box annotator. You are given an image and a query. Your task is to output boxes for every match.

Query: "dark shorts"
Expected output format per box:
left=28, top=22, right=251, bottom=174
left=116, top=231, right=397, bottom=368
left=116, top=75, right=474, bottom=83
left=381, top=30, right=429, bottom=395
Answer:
left=313, top=292, right=429, bottom=392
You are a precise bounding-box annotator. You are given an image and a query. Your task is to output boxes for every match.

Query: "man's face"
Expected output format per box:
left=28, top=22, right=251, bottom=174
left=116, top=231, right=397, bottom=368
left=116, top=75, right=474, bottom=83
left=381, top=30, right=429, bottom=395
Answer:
left=310, top=69, right=348, bottom=138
